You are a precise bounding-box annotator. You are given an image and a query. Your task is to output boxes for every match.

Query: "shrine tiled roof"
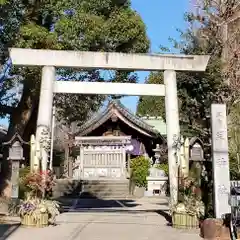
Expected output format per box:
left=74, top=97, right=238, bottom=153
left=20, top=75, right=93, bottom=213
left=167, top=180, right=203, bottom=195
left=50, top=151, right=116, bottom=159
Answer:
left=75, top=100, right=164, bottom=139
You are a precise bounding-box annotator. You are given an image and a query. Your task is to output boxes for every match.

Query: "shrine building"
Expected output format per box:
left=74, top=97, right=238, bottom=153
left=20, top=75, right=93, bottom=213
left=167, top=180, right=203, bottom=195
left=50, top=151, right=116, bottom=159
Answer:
left=69, top=100, right=166, bottom=180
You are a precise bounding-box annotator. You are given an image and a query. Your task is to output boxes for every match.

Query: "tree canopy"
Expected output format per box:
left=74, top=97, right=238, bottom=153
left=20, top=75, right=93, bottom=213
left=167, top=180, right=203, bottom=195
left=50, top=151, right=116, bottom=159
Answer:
left=136, top=0, right=240, bottom=141
left=136, top=72, right=165, bottom=118
left=136, top=33, right=226, bottom=139
left=0, top=0, right=150, bottom=139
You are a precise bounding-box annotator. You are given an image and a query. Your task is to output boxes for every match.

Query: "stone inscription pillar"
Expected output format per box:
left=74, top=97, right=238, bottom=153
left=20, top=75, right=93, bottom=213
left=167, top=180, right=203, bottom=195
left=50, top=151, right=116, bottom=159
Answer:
left=36, top=66, right=55, bottom=172
left=211, top=104, right=231, bottom=218
left=164, top=70, right=180, bottom=207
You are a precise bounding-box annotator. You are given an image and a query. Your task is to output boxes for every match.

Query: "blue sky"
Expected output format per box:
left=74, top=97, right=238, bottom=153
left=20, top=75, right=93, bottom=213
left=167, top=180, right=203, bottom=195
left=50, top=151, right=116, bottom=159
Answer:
left=121, top=0, right=189, bottom=112
left=0, top=1, right=189, bottom=127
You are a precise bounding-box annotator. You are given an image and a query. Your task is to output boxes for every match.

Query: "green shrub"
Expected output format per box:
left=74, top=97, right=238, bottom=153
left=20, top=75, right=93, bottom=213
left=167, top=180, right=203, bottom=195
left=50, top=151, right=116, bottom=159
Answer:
left=19, top=167, right=30, bottom=199
left=229, top=152, right=240, bottom=180
left=19, top=166, right=30, bottom=178
left=130, top=156, right=150, bottom=188
left=154, top=163, right=169, bottom=176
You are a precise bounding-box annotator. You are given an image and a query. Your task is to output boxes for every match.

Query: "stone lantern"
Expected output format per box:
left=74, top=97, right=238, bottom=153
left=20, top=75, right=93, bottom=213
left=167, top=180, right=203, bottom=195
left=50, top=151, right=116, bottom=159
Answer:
left=3, top=132, right=29, bottom=199
left=153, top=144, right=161, bottom=165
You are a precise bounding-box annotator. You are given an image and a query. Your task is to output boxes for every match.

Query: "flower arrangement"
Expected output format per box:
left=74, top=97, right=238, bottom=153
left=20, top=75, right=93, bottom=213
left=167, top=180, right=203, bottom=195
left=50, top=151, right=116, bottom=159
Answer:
left=17, top=195, right=60, bottom=225
left=171, top=176, right=205, bottom=229
left=20, top=170, right=55, bottom=198
left=13, top=169, right=60, bottom=227
left=174, top=176, right=205, bottom=218
left=178, top=176, right=201, bottom=199
left=172, top=196, right=205, bottom=218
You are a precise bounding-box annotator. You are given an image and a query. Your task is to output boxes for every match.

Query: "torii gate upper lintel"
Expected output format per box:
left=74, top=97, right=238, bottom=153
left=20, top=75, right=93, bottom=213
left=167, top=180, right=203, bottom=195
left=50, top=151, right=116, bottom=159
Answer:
left=9, top=48, right=210, bottom=206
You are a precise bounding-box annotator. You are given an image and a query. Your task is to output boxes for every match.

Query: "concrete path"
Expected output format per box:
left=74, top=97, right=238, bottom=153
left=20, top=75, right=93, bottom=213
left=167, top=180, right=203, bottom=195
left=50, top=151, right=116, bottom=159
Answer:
left=4, top=198, right=201, bottom=240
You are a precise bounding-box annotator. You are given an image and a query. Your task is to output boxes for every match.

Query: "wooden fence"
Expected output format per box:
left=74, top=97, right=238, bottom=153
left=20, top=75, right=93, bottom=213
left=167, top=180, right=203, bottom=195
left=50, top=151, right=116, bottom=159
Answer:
left=73, top=146, right=126, bottom=180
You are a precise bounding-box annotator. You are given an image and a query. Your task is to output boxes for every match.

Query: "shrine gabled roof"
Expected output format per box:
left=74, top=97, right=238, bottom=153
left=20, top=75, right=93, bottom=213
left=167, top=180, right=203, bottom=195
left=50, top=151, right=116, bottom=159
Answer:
left=75, top=100, right=165, bottom=140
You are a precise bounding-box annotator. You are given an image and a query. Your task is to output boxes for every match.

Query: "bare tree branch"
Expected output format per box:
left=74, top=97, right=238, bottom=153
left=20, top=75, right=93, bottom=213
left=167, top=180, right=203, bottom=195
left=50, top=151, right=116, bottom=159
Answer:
left=191, top=0, right=240, bottom=105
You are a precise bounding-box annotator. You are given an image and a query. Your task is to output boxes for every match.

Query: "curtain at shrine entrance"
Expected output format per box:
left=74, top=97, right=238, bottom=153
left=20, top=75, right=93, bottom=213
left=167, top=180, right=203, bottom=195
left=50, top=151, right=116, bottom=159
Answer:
left=126, top=139, right=147, bottom=156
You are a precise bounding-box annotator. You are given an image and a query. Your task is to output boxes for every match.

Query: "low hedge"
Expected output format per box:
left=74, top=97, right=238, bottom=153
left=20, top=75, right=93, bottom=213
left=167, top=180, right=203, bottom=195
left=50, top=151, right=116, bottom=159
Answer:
left=130, top=156, right=150, bottom=188
left=154, top=163, right=169, bottom=176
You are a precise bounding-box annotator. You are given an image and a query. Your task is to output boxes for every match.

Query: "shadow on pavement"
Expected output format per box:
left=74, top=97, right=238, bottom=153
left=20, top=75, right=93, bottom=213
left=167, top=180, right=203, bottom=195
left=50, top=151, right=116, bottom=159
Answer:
left=53, top=179, right=172, bottom=224
left=56, top=192, right=140, bottom=213
left=0, top=221, right=20, bottom=240
left=55, top=192, right=172, bottom=226
left=156, top=202, right=168, bottom=206
left=155, top=209, right=172, bottom=225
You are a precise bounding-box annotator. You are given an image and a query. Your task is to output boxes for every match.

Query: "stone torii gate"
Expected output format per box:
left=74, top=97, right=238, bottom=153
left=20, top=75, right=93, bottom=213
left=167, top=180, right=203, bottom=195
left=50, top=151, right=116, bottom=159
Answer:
left=9, top=48, right=209, bottom=206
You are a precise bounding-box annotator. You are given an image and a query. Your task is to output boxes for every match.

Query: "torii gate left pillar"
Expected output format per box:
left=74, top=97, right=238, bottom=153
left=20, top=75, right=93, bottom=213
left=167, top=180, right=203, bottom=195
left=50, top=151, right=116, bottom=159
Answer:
left=9, top=48, right=209, bottom=206
left=35, top=66, right=55, bottom=172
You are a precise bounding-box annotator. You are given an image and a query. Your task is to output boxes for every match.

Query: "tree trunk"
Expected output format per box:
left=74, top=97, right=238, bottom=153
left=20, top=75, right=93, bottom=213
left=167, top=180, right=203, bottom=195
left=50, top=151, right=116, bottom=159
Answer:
left=0, top=85, right=38, bottom=198
left=7, top=89, right=36, bottom=138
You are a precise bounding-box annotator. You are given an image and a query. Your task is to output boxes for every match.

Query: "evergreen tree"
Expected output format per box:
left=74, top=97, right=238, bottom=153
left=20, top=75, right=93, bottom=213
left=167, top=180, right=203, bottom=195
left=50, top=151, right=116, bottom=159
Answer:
left=0, top=0, right=150, bottom=196
left=137, top=72, right=165, bottom=118
left=0, top=0, right=150, bottom=140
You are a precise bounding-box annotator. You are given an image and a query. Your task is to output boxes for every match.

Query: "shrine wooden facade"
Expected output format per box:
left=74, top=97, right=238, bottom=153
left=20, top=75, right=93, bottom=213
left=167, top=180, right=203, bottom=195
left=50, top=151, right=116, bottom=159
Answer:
left=72, top=100, right=165, bottom=180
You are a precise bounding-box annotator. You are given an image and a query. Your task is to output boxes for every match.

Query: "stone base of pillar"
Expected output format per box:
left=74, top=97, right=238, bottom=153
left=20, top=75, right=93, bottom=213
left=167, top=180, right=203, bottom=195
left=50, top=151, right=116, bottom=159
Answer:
left=200, top=218, right=231, bottom=240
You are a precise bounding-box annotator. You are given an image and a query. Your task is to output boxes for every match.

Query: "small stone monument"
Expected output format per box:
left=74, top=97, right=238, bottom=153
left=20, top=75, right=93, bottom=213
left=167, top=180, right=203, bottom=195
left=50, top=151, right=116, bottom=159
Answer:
left=189, top=137, right=204, bottom=162
left=146, top=167, right=168, bottom=196
left=3, top=132, right=28, bottom=200
left=188, top=137, right=205, bottom=189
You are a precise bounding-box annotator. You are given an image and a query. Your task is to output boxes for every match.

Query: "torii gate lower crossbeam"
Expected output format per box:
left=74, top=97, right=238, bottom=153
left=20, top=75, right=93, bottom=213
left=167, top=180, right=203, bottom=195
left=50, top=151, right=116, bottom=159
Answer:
left=9, top=48, right=210, bottom=207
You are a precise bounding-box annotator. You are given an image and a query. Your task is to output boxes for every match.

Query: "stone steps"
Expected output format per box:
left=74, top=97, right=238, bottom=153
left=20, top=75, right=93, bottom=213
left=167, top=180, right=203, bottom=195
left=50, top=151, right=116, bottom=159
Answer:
left=53, top=179, right=131, bottom=200
left=81, top=180, right=130, bottom=199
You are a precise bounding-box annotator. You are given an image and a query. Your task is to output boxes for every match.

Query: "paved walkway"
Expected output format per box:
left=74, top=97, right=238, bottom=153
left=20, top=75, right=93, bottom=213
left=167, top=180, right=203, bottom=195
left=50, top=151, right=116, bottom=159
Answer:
left=3, top=198, right=201, bottom=240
